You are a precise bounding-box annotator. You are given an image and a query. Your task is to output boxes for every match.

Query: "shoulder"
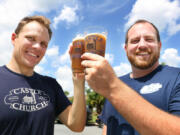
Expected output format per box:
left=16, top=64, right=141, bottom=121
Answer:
left=163, top=65, right=180, bottom=72
left=120, top=73, right=130, bottom=78
left=118, top=73, right=131, bottom=82
left=34, top=72, right=55, bottom=80
left=34, top=72, right=58, bottom=84
left=0, top=65, right=8, bottom=74
left=158, top=65, right=180, bottom=90
left=34, top=72, right=64, bottom=92
left=160, top=65, right=180, bottom=77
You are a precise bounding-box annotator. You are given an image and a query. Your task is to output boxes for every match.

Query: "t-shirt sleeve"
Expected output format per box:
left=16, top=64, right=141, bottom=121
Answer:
left=53, top=80, right=72, bottom=116
left=169, top=74, right=180, bottom=116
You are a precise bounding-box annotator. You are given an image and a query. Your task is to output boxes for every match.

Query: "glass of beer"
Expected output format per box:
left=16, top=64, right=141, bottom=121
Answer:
left=84, top=26, right=107, bottom=57
left=71, top=35, right=85, bottom=73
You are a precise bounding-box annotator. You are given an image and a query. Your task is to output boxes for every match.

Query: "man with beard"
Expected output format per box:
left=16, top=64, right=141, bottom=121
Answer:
left=81, top=20, right=180, bottom=135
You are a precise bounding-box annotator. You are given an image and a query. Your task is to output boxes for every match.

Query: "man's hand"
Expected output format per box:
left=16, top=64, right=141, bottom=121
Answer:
left=81, top=53, right=118, bottom=97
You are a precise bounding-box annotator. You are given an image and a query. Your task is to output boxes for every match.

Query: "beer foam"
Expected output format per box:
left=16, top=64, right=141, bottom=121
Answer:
left=85, top=33, right=107, bottom=40
left=73, top=34, right=85, bottom=41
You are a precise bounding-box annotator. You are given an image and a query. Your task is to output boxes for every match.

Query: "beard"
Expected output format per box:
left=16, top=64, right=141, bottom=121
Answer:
left=127, top=49, right=160, bottom=70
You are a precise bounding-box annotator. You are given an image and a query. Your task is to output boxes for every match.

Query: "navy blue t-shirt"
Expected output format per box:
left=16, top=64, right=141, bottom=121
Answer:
left=100, top=65, right=180, bottom=135
left=0, top=66, right=71, bottom=135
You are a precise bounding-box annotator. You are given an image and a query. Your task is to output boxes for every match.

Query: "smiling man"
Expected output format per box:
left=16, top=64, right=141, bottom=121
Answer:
left=81, top=20, right=180, bottom=135
left=9, top=19, right=49, bottom=75
left=0, top=15, right=86, bottom=135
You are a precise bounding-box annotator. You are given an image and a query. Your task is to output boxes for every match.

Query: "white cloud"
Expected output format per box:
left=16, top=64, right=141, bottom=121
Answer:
left=0, top=0, right=78, bottom=30
left=55, top=65, right=74, bottom=96
left=59, top=51, right=71, bottom=65
left=39, top=56, right=47, bottom=65
left=125, top=0, right=180, bottom=36
left=113, top=63, right=131, bottom=77
left=105, top=53, right=114, bottom=64
left=161, top=48, right=180, bottom=67
left=0, top=0, right=30, bottom=31
left=0, top=31, right=12, bottom=66
left=46, top=45, right=59, bottom=57
left=28, top=0, right=74, bottom=12
left=0, top=0, right=78, bottom=66
left=55, top=44, right=71, bottom=66
left=43, top=44, right=71, bottom=68
left=34, top=65, right=45, bottom=74
left=0, top=0, right=68, bottom=29
left=121, top=43, right=125, bottom=49
left=53, top=5, right=80, bottom=29
left=0, top=51, right=12, bottom=66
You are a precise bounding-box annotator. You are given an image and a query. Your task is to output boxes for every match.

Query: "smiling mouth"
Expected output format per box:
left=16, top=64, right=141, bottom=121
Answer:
left=136, top=51, right=151, bottom=56
left=137, top=53, right=149, bottom=56
left=26, top=51, right=40, bottom=58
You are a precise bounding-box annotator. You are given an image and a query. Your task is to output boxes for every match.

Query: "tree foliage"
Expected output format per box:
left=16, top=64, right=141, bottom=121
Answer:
left=86, top=88, right=105, bottom=114
left=65, top=88, right=105, bottom=114
left=64, top=91, right=70, bottom=97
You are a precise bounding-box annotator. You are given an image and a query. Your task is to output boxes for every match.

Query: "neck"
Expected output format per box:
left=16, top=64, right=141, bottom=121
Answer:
left=130, top=62, right=159, bottom=79
left=7, top=58, right=34, bottom=77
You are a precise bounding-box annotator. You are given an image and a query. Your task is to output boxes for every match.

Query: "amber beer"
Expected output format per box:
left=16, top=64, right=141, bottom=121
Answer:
left=72, top=37, right=85, bottom=73
left=84, top=33, right=106, bottom=57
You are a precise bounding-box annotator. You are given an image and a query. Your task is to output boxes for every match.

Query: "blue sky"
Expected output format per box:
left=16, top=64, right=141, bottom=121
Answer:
left=0, top=0, right=180, bottom=96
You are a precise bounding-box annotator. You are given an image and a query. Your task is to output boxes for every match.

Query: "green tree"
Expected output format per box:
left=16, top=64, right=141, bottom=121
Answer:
left=64, top=91, right=69, bottom=97
left=161, top=62, right=166, bottom=66
left=86, top=88, right=105, bottom=114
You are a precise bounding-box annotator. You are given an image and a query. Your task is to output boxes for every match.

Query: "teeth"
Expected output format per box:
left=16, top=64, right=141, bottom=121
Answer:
left=137, top=52, right=149, bottom=55
left=139, top=53, right=148, bottom=55
left=28, top=52, right=38, bottom=58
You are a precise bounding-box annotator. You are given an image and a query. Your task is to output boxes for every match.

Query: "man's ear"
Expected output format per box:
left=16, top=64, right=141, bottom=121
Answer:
left=159, top=42, right=162, bottom=50
left=11, top=33, right=17, bottom=40
left=11, top=33, right=17, bottom=46
left=124, top=44, right=127, bottom=52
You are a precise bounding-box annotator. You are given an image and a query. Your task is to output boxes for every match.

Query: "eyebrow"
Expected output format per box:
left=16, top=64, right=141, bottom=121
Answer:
left=130, top=34, right=155, bottom=39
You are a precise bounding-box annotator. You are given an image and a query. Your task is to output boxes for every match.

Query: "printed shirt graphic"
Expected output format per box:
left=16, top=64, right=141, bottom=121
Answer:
left=140, top=83, right=162, bottom=94
left=0, top=66, right=71, bottom=135
left=4, top=88, right=50, bottom=112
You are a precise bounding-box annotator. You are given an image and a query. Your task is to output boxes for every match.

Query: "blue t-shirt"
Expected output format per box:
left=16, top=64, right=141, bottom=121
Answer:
left=100, top=65, right=180, bottom=135
left=0, top=66, right=71, bottom=135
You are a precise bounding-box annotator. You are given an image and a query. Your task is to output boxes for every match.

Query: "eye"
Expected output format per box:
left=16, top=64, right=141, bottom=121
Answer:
left=40, top=42, right=48, bottom=48
left=130, top=39, right=139, bottom=44
left=26, top=36, right=35, bottom=42
left=146, top=38, right=154, bottom=42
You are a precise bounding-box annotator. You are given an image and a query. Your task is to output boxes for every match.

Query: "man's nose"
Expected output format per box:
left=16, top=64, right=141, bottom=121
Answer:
left=138, top=38, right=147, bottom=48
left=32, top=43, right=41, bottom=48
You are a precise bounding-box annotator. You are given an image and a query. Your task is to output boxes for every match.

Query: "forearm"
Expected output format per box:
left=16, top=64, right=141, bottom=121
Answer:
left=107, top=78, right=180, bottom=135
left=102, top=125, right=107, bottom=135
left=67, top=80, right=86, bottom=132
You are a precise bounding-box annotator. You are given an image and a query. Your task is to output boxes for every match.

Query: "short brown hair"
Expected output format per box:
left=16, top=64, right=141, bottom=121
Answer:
left=15, top=15, right=52, bottom=39
left=125, top=19, right=160, bottom=44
